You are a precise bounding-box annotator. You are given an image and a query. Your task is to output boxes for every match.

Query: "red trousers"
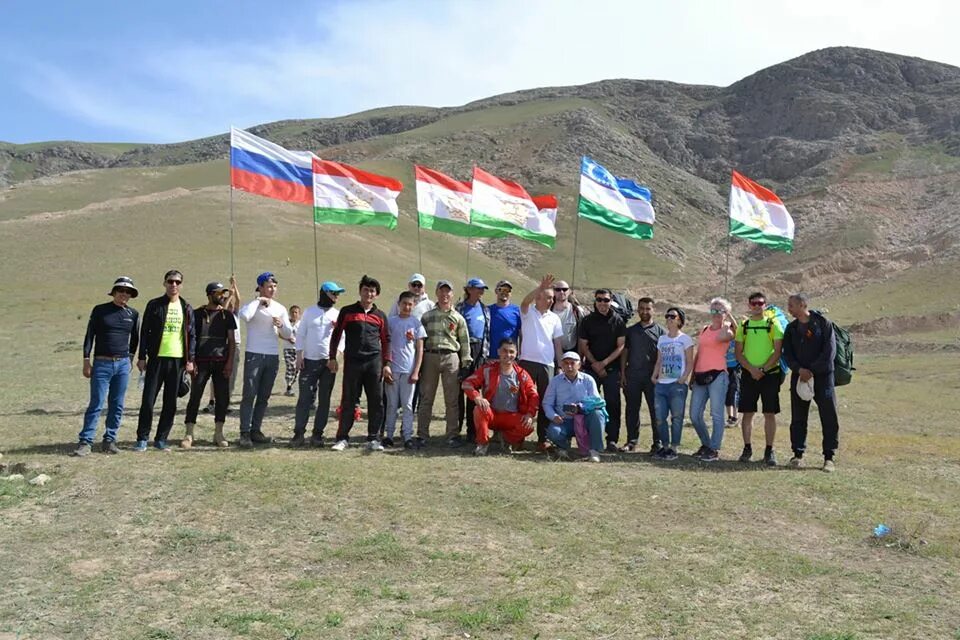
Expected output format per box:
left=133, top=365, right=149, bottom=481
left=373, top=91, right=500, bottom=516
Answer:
left=473, top=406, right=534, bottom=445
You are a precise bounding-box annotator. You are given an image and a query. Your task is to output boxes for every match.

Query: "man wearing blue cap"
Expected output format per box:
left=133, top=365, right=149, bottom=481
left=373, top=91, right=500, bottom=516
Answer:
left=237, top=272, right=294, bottom=447
left=292, top=281, right=345, bottom=447
left=454, top=277, right=491, bottom=445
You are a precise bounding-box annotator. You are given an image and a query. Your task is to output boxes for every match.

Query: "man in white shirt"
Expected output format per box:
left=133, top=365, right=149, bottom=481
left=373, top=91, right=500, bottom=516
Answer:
left=237, top=272, right=293, bottom=448
left=292, top=281, right=345, bottom=447
left=518, top=274, right=564, bottom=450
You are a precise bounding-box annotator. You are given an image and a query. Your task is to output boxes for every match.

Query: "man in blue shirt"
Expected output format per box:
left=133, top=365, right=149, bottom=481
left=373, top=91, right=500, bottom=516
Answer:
left=455, top=277, right=491, bottom=445
left=487, top=280, right=521, bottom=361
left=542, top=351, right=605, bottom=462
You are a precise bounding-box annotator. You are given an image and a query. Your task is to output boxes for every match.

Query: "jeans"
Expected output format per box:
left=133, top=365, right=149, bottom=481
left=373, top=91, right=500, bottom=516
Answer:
left=546, top=410, right=605, bottom=452
left=789, top=372, right=840, bottom=460
left=137, top=356, right=183, bottom=443
left=654, top=381, right=688, bottom=448
left=587, top=367, right=622, bottom=444
left=294, top=358, right=337, bottom=438
left=79, top=358, right=131, bottom=444
left=690, top=374, right=729, bottom=451
left=335, top=357, right=383, bottom=442
left=624, top=372, right=658, bottom=446
left=240, top=352, right=279, bottom=435
left=185, top=361, right=230, bottom=424
left=385, top=372, right=417, bottom=441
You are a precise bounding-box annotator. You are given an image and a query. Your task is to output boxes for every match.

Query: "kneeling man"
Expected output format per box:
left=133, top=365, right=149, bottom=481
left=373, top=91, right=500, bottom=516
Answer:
left=461, top=338, right=538, bottom=456
left=543, top=351, right=605, bottom=462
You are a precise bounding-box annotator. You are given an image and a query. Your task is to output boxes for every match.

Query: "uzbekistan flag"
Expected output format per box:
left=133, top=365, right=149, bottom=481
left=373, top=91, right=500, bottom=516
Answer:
left=312, top=159, right=403, bottom=229
left=469, top=167, right=558, bottom=248
left=729, top=170, right=794, bottom=252
left=230, top=127, right=314, bottom=204
left=577, top=156, right=654, bottom=240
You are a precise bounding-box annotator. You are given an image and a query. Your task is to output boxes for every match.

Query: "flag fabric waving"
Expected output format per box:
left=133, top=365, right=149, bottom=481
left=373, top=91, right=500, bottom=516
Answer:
left=230, top=128, right=315, bottom=204
left=312, top=159, right=403, bottom=229
left=469, top=167, right=558, bottom=248
left=577, top=156, right=654, bottom=239
left=415, top=166, right=475, bottom=236
left=728, top=170, right=794, bottom=252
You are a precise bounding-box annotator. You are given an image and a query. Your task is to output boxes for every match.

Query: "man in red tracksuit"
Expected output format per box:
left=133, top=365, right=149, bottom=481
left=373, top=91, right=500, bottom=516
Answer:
left=461, top=337, right=538, bottom=455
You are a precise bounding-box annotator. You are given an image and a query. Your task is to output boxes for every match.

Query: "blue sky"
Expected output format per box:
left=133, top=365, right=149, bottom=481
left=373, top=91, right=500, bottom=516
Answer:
left=3, top=0, right=959, bottom=144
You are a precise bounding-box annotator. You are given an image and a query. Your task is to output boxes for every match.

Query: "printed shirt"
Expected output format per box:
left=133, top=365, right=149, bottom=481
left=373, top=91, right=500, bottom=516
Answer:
left=194, top=308, right=237, bottom=362
left=542, top=371, right=600, bottom=421
left=158, top=301, right=184, bottom=358
left=296, top=305, right=342, bottom=360
left=735, top=318, right=784, bottom=368
left=519, top=306, right=563, bottom=366
left=388, top=314, right=427, bottom=374
left=420, top=307, right=472, bottom=366
left=487, top=303, right=521, bottom=359
left=656, top=332, right=694, bottom=384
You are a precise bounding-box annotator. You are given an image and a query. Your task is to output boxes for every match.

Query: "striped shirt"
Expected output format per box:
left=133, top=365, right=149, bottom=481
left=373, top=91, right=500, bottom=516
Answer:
left=420, top=307, right=472, bottom=366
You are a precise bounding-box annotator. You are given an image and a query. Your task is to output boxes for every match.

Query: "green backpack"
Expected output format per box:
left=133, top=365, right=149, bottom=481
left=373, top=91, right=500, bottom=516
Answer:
left=812, top=310, right=854, bottom=386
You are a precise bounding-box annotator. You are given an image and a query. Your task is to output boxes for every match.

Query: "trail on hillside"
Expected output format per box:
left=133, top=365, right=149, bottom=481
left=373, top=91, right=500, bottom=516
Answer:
left=0, top=187, right=212, bottom=225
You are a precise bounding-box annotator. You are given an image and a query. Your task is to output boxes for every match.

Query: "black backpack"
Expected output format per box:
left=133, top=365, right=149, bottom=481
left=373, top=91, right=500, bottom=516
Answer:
left=610, top=292, right=633, bottom=325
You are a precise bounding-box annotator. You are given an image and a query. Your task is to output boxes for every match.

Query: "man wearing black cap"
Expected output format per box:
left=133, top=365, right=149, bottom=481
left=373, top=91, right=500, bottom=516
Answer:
left=181, top=282, right=238, bottom=449
left=73, top=277, right=141, bottom=457
left=135, top=270, right=196, bottom=452
left=455, top=277, right=490, bottom=444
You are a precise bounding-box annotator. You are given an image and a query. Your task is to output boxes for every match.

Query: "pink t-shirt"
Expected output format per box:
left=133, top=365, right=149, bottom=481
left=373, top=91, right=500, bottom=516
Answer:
left=695, top=326, right=731, bottom=372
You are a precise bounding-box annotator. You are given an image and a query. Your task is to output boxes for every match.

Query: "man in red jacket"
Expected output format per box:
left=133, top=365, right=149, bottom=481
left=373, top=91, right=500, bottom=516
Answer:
left=461, top=338, right=538, bottom=456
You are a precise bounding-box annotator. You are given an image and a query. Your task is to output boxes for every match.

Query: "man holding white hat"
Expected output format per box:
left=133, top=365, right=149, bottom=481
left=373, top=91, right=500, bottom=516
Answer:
left=542, top=351, right=605, bottom=462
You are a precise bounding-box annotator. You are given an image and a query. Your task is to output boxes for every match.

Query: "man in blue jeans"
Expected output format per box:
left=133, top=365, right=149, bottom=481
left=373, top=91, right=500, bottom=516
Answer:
left=651, top=307, right=694, bottom=460
left=543, top=351, right=605, bottom=462
left=74, top=277, right=141, bottom=456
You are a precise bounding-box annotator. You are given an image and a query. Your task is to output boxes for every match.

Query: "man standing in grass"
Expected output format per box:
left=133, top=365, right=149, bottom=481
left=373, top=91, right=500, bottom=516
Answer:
left=384, top=291, right=426, bottom=449
left=578, top=288, right=626, bottom=452
left=74, top=277, right=140, bottom=457
left=389, top=273, right=435, bottom=320
left=620, top=297, right=664, bottom=453
left=551, top=280, right=588, bottom=355
left=237, top=272, right=294, bottom=448
left=783, top=293, right=840, bottom=473
left=328, top=275, right=392, bottom=452
left=487, top=279, right=521, bottom=362
left=543, top=351, right=604, bottom=462
left=519, top=275, right=564, bottom=450
left=455, top=277, right=490, bottom=444
left=135, top=270, right=195, bottom=452
left=735, top=291, right=784, bottom=466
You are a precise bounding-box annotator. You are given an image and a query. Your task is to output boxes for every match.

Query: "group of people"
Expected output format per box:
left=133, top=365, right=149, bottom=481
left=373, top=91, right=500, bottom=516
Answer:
left=77, top=271, right=841, bottom=471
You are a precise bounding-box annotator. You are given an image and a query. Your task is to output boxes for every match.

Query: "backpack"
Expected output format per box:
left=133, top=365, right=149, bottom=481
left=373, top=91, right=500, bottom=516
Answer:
left=811, top=310, right=855, bottom=386
left=609, top=292, right=633, bottom=325
left=742, top=305, right=790, bottom=375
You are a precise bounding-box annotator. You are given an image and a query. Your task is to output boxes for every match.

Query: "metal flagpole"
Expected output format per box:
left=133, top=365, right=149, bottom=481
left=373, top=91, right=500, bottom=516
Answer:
left=724, top=218, right=732, bottom=298
left=229, top=177, right=235, bottom=276
left=571, top=197, right=583, bottom=288
left=417, top=209, right=424, bottom=274
left=313, top=216, right=320, bottom=294
left=465, top=235, right=472, bottom=281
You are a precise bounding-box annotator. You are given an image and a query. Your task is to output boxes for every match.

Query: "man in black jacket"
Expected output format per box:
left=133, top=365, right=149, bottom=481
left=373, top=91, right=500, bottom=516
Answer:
left=135, top=270, right=196, bottom=451
left=782, top=293, right=840, bottom=472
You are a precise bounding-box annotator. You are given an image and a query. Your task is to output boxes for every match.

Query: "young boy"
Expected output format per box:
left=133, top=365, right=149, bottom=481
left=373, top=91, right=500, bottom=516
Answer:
left=384, top=291, right=426, bottom=448
left=283, top=305, right=302, bottom=396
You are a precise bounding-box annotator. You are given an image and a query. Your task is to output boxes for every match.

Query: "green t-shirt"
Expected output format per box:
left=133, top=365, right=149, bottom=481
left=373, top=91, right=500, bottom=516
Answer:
left=158, top=302, right=184, bottom=358
left=735, top=318, right=783, bottom=369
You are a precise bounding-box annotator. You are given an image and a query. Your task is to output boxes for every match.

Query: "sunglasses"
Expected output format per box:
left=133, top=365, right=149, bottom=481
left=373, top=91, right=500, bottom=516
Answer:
left=596, top=298, right=611, bottom=303
left=166, top=279, right=182, bottom=285
left=553, top=287, right=569, bottom=292
left=410, top=283, right=424, bottom=288
left=749, top=301, right=766, bottom=307
left=709, top=308, right=723, bottom=315
left=665, top=313, right=678, bottom=319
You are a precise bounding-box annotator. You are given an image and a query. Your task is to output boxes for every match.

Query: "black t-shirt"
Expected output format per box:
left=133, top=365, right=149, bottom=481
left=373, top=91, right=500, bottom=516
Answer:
left=83, top=302, right=140, bottom=358
left=624, top=322, right=665, bottom=377
left=578, top=311, right=626, bottom=364
left=194, top=307, right=238, bottom=361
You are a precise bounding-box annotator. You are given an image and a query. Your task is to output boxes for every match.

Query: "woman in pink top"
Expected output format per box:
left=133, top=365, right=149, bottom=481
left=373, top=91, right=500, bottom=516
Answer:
left=689, top=297, right=735, bottom=461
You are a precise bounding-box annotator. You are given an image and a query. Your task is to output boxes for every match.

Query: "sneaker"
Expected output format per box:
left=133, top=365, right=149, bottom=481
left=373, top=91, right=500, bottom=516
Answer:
left=284, top=387, right=295, bottom=397
left=367, top=440, right=384, bottom=452
left=250, top=430, right=273, bottom=444
left=738, top=446, right=753, bottom=463
left=414, top=437, right=426, bottom=450
left=289, top=435, right=306, bottom=448
left=764, top=449, right=778, bottom=467
left=663, top=448, right=679, bottom=461
left=653, top=447, right=668, bottom=460
left=727, top=416, right=738, bottom=426
left=620, top=441, right=637, bottom=453
left=133, top=440, right=148, bottom=452
left=554, top=448, right=570, bottom=461
left=788, top=455, right=804, bottom=468
left=474, top=444, right=489, bottom=456
left=331, top=439, right=349, bottom=451
left=648, top=442, right=662, bottom=456
left=403, top=439, right=415, bottom=450
left=822, top=459, right=836, bottom=473
left=604, top=441, right=619, bottom=453
left=154, top=441, right=171, bottom=452
left=71, top=443, right=92, bottom=457
left=100, top=440, right=120, bottom=454
left=447, top=435, right=464, bottom=448
left=309, top=435, right=325, bottom=447
left=202, top=401, right=214, bottom=414
left=238, top=433, right=253, bottom=449
left=701, top=449, right=719, bottom=462
left=588, top=449, right=601, bottom=463
left=692, top=445, right=709, bottom=460
left=381, top=437, right=394, bottom=448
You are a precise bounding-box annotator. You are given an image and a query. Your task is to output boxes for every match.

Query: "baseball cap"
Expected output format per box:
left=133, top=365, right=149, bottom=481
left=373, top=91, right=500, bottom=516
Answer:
left=205, top=282, right=229, bottom=295
left=560, top=351, right=581, bottom=362
left=435, top=279, right=453, bottom=291
left=321, top=281, right=346, bottom=293
left=255, top=272, right=277, bottom=291
left=109, top=276, right=139, bottom=298
left=495, top=279, right=513, bottom=290
left=466, top=277, right=488, bottom=289
left=409, top=273, right=426, bottom=285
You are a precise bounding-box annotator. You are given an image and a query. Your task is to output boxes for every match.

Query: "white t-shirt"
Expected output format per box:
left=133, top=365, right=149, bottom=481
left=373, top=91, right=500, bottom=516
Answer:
left=239, top=299, right=293, bottom=356
left=389, top=293, right=435, bottom=320
left=387, top=314, right=427, bottom=374
left=656, top=332, right=695, bottom=384
left=519, top=306, right=563, bottom=366
left=282, top=319, right=300, bottom=351
left=296, top=305, right=341, bottom=360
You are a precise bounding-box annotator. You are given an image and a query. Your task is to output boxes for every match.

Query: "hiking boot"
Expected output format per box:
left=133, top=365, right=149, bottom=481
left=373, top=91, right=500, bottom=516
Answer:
left=447, top=435, right=464, bottom=448
left=588, top=449, right=601, bottom=463
left=663, top=448, right=679, bottom=461
left=604, top=441, right=619, bottom=453
left=71, top=443, right=92, bottom=457
left=381, top=437, right=395, bottom=448
left=133, top=440, right=148, bottom=452
left=100, top=440, right=120, bottom=455
left=822, top=459, right=836, bottom=473
left=213, top=422, right=229, bottom=448
left=788, top=455, right=804, bottom=468
left=474, top=444, right=489, bottom=456
left=692, top=445, right=709, bottom=460
left=701, top=449, right=719, bottom=462
left=738, top=446, right=752, bottom=463
left=764, top=449, right=778, bottom=467
left=180, top=424, right=195, bottom=449
left=238, top=433, right=253, bottom=449
left=289, top=435, right=306, bottom=448
left=309, top=434, right=325, bottom=447
left=331, top=439, right=349, bottom=451
left=250, top=431, right=273, bottom=444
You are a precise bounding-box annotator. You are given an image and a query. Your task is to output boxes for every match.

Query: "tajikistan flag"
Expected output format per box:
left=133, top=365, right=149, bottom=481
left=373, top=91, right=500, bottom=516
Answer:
left=312, top=159, right=403, bottom=229
left=729, top=170, right=794, bottom=252
left=577, top=156, right=654, bottom=240
left=469, top=167, right=558, bottom=248
left=414, top=165, right=495, bottom=239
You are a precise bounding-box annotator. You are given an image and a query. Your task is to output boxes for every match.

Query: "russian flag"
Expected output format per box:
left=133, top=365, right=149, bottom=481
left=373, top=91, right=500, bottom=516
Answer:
left=230, top=128, right=315, bottom=205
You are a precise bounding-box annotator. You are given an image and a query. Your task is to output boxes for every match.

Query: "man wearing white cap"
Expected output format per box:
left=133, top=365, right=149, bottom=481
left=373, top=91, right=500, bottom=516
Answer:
left=542, top=351, right=605, bottom=462
left=389, top=273, right=435, bottom=320
left=73, top=277, right=141, bottom=457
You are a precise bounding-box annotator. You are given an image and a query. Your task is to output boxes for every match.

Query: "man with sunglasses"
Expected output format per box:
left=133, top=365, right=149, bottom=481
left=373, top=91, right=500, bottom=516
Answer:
left=578, top=289, right=626, bottom=452
left=552, top=280, right=588, bottom=354
left=389, top=273, right=435, bottom=320
left=487, top=280, right=521, bottom=362
left=135, top=270, right=196, bottom=452
left=734, top=291, right=784, bottom=466
left=73, top=277, right=141, bottom=456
